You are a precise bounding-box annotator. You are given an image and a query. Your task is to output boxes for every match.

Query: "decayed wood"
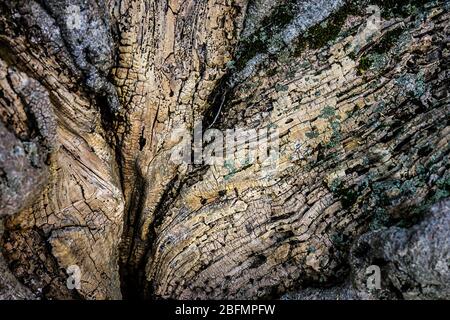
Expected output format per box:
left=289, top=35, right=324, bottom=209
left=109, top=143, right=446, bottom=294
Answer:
left=0, top=0, right=449, bottom=300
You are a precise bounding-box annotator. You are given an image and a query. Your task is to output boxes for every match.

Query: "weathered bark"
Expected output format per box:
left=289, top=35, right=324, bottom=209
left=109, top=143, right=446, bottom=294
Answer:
left=0, top=0, right=449, bottom=300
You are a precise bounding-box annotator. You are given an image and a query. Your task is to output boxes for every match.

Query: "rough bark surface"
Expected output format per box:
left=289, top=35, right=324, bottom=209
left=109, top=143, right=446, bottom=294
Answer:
left=0, top=0, right=449, bottom=300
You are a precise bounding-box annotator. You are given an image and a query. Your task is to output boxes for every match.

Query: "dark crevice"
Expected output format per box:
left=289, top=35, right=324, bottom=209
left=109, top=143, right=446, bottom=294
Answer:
left=119, top=170, right=185, bottom=299
left=118, top=163, right=148, bottom=299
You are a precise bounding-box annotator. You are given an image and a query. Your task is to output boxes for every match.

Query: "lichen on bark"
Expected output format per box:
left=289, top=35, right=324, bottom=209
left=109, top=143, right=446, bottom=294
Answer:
left=0, top=0, right=449, bottom=300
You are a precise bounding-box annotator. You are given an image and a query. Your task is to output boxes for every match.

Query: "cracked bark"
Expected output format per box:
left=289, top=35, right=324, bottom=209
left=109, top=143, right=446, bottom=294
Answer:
left=0, top=0, right=449, bottom=300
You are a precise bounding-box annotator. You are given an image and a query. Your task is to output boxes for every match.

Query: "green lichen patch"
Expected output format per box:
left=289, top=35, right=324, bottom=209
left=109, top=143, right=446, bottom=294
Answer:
left=369, top=208, right=391, bottom=230
left=319, top=106, right=337, bottom=119
left=357, top=55, right=373, bottom=75
left=275, top=83, right=289, bottom=92
left=318, top=106, right=342, bottom=149
left=293, top=0, right=431, bottom=58
left=325, top=120, right=342, bottom=149
left=395, top=71, right=426, bottom=98
left=369, top=0, right=430, bottom=18
left=330, top=179, right=359, bottom=209
left=235, top=0, right=433, bottom=74
left=307, top=4, right=359, bottom=50
left=305, top=129, right=320, bottom=139
left=373, top=27, right=405, bottom=54
left=356, top=26, right=405, bottom=75
left=432, top=173, right=450, bottom=202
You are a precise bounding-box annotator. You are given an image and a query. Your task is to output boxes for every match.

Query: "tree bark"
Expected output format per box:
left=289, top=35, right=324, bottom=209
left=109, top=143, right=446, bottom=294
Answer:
left=0, top=0, right=449, bottom=300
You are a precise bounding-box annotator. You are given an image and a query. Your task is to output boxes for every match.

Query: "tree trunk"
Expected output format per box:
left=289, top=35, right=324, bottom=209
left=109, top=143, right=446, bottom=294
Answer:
left=0, top=0, right=449, bottom=300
